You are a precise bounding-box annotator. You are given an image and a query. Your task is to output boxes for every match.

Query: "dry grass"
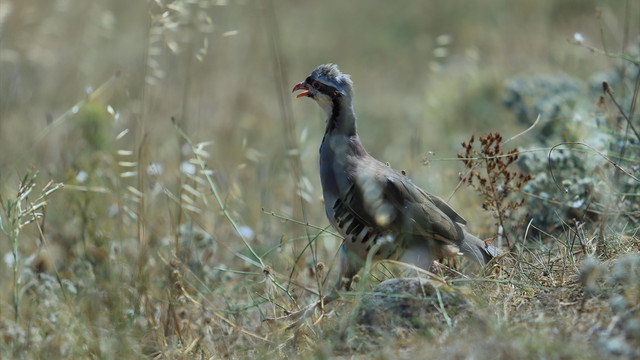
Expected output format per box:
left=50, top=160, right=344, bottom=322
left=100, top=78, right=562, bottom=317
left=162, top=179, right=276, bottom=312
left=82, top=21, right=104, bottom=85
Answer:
left=1, top=0, right=639, bottom=358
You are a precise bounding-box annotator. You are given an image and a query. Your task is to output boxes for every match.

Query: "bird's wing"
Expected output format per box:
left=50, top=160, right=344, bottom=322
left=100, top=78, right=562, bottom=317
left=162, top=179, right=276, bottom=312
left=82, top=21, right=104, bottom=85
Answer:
left=335, top=157, right=465, bottom=244
left=382, top=172, right=465, bottom=244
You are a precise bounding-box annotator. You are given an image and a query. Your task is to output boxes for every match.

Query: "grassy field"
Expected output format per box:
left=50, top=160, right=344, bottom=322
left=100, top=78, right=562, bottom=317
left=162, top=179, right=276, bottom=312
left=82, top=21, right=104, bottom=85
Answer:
left=1, top=0, right=639, bottom=358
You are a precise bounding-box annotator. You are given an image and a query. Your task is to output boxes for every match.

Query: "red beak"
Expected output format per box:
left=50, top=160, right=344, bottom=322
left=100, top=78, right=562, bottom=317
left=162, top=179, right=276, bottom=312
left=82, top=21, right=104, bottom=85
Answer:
left=292, top=81, right=311, bottom=98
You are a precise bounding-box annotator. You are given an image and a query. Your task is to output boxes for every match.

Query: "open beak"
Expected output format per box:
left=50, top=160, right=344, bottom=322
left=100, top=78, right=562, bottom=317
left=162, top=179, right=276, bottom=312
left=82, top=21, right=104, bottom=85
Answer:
left=292, top=81, right=311, bottom=98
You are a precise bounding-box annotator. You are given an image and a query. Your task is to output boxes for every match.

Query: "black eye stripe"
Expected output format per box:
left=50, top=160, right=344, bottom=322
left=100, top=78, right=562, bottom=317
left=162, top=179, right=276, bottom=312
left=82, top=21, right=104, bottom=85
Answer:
left=306, top=77, right=341, bottom=98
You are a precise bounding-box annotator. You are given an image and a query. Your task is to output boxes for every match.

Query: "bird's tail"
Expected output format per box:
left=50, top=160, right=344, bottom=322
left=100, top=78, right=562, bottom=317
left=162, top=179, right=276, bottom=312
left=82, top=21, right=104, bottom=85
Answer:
left=460, top=230, right=502, bottom=265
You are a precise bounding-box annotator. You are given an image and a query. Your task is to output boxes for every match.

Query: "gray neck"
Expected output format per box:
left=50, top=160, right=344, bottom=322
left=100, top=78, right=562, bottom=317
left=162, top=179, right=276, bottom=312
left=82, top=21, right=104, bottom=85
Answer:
left=326, top=96, right=357, bottom=137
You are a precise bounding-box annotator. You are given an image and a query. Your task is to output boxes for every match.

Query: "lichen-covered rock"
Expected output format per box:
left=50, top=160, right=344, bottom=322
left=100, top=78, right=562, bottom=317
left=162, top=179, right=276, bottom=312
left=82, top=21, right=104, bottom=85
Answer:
left=354, top=277, right=472, bottom=334
left=503, top=59, right=640, bottom=233
left=504, top=74, right=585, bottom=141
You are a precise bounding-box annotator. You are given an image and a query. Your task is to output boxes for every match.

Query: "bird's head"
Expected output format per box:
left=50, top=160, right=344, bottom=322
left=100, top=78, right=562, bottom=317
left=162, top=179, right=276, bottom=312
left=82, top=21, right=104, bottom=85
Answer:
left=292, top=64, right=354, bottom=116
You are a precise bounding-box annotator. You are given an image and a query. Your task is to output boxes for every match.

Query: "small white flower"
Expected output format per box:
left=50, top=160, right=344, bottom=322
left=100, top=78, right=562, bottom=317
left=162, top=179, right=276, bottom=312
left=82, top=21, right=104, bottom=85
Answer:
left=76, top=170, right=88, bottom=183
left=180, top=161, right=197, bottom=175
left=433, top=47, right=449, bottom=58
left=436, top=34, right=453, bottom=46
left=573, top=32, right=584, bottom=44
left=4, top=252, right=14, bottom=267
left=237, top=225, right=255, bottom=240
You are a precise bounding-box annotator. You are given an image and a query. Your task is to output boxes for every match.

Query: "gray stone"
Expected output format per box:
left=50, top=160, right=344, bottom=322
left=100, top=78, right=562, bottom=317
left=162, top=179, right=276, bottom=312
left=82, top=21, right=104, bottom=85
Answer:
left=354, top=277, right=472, bottom=332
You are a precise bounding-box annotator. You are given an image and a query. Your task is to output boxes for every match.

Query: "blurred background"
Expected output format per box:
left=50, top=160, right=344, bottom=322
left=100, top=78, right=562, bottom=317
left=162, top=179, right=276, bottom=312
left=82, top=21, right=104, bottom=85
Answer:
left=1, top=0, right=632, bottom=241
left=1, top=0, right=638, bottom=357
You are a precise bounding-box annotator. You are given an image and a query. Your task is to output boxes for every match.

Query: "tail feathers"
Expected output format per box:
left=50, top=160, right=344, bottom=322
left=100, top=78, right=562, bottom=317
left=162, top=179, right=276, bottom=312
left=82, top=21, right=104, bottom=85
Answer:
left=460, top=231, right=501, bottom=265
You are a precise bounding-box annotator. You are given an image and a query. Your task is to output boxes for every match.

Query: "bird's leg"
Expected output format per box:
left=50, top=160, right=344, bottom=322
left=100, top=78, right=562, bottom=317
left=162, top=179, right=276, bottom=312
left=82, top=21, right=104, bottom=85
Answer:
left=336, top=242, right=365, bottom=291
left=263, top=235, right=364, bottom=327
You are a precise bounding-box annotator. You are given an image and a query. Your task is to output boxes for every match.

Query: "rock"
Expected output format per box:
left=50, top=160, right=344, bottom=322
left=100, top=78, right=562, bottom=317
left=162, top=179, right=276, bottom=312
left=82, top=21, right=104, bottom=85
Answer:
left=354, top=277, right=472, bottom=333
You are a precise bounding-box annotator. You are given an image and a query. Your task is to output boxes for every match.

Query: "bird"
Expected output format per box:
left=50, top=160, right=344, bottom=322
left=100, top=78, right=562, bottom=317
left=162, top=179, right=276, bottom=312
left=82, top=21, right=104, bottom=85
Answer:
left=292, top=64, right=500, bottom=292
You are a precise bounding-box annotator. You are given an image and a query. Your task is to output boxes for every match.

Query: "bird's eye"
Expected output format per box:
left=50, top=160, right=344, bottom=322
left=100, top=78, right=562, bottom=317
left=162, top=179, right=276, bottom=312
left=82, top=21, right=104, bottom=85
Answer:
left=312, top=81, right=321, bottom=90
